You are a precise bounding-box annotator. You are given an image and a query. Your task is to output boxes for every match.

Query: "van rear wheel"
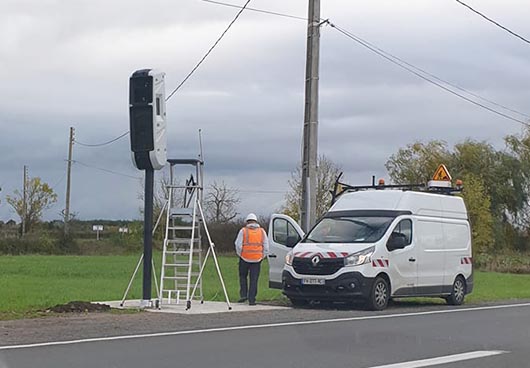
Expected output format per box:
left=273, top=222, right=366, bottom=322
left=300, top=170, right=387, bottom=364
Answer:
left=446, top=276, right=466, bottom=306
left=366, top=276, right=389, bottom=311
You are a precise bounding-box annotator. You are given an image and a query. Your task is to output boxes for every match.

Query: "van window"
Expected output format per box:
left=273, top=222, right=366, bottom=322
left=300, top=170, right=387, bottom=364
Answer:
left=273, top=218, right=301, bottom=248
left=387, top=219, right=412, bottom=251
left=443, top=222, right=470, bottom=250
left=306, top=216, right=394, bottom=244
left=416, top=220, right=443, bottom=250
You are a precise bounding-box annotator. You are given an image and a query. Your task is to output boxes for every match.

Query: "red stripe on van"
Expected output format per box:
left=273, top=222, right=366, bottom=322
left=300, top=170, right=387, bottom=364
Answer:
left=341, top=252, right=349, bottom=257
left=328, top=252, right=337, bottom=258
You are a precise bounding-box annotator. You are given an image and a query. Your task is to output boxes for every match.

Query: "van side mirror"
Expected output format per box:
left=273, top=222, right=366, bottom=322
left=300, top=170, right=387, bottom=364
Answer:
left=286, top=235, right=300, bottom=248
left=387, top=233, right=407, bottom=251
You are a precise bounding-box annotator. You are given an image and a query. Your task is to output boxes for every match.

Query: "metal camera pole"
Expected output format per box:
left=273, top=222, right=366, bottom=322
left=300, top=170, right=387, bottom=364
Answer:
left=142, top=168, right=154, bottom=307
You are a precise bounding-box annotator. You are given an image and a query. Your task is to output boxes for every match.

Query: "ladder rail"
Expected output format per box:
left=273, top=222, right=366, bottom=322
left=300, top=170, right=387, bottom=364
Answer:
left=158, top=187, right=172, bottom=305
left=188, top=201, right=231, bottom=310
left=185, top=192, right=198, bottom=302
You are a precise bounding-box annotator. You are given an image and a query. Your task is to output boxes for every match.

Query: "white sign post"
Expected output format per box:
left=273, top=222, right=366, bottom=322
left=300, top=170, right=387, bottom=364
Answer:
left=119, top=227, right=129, bottom=237
left=92, top=225, right=103, bottom=240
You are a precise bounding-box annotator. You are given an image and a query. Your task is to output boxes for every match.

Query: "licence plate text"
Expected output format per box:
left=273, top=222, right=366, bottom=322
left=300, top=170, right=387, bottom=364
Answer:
left=301, top=278, right=325, bottom=285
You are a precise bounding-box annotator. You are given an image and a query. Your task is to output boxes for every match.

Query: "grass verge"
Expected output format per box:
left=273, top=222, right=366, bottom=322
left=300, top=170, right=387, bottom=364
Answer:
left=0, top=255, right=529, bottom=319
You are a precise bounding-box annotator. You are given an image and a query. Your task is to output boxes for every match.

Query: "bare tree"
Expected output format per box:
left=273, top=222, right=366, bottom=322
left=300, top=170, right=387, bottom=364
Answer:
left=283, top=155, right=342, bottom=222
left=204, top=181, right=240, bottom=223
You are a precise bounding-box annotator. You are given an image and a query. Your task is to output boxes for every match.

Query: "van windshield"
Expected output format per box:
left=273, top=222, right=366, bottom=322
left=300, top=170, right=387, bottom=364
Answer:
left=305, top=216, right=395, bottom=244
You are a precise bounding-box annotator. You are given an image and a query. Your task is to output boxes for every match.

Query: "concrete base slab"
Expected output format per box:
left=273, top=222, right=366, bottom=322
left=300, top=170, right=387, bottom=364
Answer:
left=103, top=300, right=289, bottom=314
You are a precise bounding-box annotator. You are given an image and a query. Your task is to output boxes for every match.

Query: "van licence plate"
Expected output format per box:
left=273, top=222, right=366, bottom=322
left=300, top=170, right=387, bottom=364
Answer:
left=301, top=278, right=325, bottom=285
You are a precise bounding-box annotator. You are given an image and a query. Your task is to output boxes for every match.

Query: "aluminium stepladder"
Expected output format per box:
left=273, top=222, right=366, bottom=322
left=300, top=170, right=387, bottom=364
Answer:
left=158, top=159, right=231, bottom=310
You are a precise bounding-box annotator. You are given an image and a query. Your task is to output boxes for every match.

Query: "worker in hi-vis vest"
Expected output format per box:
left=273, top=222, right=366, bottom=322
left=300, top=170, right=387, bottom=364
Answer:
left=234, top=213, right=269, bottom=305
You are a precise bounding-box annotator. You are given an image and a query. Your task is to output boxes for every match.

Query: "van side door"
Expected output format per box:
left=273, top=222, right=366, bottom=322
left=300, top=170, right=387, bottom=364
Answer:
left=386, top=218, right=417, bottom=296
left=415, top=218, right=445, bottom=294
left=268, top=214, right=304, bottom=289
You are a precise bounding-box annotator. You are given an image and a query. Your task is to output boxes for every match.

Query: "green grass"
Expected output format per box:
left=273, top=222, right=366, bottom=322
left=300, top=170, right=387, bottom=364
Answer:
left=0, top=254, right=282, bottom=316
left=1, top=255, right=529, bottom=319
left=467, top=271, right=530, bottom=302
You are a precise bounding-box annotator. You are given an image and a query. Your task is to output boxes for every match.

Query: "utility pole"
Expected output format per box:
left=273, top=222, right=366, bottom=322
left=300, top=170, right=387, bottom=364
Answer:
left=64, top=127, right=74, bottom=235
left=301, top=0, right=321, bottom=232
left=22, top=165, right=28, bottom=236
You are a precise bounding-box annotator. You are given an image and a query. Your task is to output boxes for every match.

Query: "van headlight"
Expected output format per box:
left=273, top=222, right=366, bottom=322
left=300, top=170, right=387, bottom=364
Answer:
left=285, top=251, right=294, bottom=266
left=344, top=246, right=375, bottom=267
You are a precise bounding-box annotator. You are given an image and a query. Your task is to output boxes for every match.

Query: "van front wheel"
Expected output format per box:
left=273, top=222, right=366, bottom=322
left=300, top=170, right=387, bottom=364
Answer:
left=367, top=277, right=389, bottom=311
left=446, top=276, right=466, bottom=306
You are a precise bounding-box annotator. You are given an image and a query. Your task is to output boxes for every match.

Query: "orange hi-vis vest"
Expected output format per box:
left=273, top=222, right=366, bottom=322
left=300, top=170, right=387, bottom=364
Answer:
left=241, top=227, right=265, bottom=262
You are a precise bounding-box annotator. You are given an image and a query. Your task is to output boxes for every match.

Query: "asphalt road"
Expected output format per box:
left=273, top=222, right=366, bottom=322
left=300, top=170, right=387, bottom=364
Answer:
left=1, top=303, right=530, bottom=368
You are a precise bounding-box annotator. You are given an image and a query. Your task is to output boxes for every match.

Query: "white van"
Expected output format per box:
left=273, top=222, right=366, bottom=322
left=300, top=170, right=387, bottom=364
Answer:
left=267, top=189, right=473, bottom=310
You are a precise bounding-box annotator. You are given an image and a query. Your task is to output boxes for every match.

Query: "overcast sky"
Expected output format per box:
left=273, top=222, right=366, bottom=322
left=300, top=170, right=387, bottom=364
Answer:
left=1, top=0, right=529, bottom=222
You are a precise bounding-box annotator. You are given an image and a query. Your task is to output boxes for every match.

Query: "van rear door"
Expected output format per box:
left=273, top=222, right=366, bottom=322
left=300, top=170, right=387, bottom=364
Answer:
left=268, top=214, right=304, bottom=289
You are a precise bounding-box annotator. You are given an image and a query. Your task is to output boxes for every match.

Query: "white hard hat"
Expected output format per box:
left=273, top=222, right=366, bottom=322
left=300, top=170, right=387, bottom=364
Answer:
left=245, top=213, right=258, bottom=222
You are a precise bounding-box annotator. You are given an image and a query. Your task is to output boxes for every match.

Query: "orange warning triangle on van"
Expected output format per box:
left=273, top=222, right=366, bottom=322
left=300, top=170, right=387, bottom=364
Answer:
left=432, top=164, right=452, bottom=181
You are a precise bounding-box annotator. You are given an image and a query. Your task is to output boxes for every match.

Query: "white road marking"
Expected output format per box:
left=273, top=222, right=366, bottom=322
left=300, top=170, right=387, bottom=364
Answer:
left=0, top=302, right=529, bottom=351
left=368, top=350, right=508, bottom=368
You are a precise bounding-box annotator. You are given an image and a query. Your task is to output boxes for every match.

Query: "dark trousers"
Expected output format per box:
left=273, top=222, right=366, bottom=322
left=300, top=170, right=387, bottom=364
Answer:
left=239, top=258, right=261, bottom=303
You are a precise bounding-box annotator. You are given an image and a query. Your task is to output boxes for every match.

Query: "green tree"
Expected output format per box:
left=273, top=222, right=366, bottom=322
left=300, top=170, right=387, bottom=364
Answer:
left=385, top=141, right=452, bottom=184
left=283, top=155, right=342, bottom=221
left=461, top=174, right=494, bottom=254
left=6, top=177, right=58, bottom=233
left=385, top=136, right=530, bottom=251
left=453, top=140, right=527, bottom=223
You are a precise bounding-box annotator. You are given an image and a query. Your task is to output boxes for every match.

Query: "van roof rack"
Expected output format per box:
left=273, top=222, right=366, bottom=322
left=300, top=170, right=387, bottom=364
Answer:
left=330, top=173, right=463, bottom=204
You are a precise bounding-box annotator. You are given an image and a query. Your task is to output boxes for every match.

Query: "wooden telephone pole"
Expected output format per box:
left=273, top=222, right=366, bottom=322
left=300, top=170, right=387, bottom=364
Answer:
left=64, top=127, right=74, bottom=235
left=301, top=0, right=321, bottom=232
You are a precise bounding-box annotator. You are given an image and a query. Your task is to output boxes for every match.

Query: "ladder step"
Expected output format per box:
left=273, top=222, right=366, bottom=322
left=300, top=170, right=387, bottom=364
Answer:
left=164, top=263, right=200, bottom=267
left=167, top=226, right=199, bottom=230
left=165, top=250, right=202, bottom=255
left=163, top=274, right=199, bottom=280
left=167, top=238, right=200, bottom=244
left=169, top=208, right=194, bottom=216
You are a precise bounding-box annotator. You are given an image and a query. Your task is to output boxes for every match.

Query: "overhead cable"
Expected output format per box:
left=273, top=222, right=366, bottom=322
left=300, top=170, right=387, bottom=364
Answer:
left=73, top=160, right=141, bottom=180
left=329, top=22, right=530, bottom=127
left=331, top=26, right=530, bottom=120
left=166, top=0, right=252, bottom=101
left=74, top=131, right=130, bottom=147
left=455, top=0, right=530, bottom=45
left=199, top=0, right=529, bottom=121
left=200, top=0, right=307, bottom=21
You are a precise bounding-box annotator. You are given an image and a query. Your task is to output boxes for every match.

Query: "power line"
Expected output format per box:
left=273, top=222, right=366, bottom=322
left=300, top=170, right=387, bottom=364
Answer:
left=200, top=0, right=530, bottom=120
left=328, top=22, right=530, bottom=127
left=73, top=160, right=141, bottom=180
left=333, top=27, right=530, bottom=120
left=166, top=0, right=252, bottom=101
left=74, top=131, right=130, bottom=147
left=199, top=0, right=307, bottom=21
left=455, top=0, right=530, bottom=45
left=50, top=172, right=67, bottom=191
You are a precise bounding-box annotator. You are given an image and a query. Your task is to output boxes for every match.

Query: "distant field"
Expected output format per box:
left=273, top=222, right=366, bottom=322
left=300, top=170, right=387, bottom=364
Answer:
left=1, top=255, right=529, bottom=319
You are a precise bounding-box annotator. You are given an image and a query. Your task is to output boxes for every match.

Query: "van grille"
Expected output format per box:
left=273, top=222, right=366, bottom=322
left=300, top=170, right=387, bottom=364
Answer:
left=293, top=257, right=344, bottom=276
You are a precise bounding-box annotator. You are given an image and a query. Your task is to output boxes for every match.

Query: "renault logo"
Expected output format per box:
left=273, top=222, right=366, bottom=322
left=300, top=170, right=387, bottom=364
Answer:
left=311, top=255, right=320, bottom=266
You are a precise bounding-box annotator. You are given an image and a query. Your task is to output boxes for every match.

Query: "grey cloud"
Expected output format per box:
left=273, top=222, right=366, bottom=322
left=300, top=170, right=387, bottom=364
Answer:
left=1, top=0, right=529, bottom=221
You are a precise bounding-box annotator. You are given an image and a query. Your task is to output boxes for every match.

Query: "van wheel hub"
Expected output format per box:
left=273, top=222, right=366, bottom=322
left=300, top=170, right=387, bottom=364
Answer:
left=454, top=279, right=465, bottom=303
left=374, top=281, right=388, bottom=307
